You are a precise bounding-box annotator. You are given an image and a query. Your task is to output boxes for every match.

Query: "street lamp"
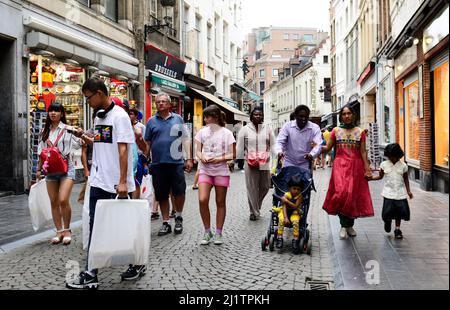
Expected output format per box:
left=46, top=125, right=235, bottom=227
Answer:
left=319, top=86, right=325, bottom=100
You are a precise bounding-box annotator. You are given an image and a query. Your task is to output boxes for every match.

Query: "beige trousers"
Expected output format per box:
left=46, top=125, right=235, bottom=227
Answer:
left=244, top=162, right=271, bottom=217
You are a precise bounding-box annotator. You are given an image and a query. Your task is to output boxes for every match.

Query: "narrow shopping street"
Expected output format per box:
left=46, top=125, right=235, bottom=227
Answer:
left=0, top=168, right=447, bottom=290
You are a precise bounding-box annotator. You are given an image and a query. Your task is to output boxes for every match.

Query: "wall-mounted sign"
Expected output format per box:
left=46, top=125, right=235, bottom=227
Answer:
left=145, top=44, right=186, bottom=81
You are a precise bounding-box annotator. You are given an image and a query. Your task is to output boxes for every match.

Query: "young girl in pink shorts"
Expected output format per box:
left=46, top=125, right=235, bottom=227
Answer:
left=195, top=105, right=236, bottom=245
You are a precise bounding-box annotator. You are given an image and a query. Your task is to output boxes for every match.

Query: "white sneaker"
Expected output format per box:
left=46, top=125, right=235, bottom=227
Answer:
left=213, top=234, right=223, bottom=245
left=346, top=227, right=357, bottom=237
left=339, top=227, right=348, bottom=239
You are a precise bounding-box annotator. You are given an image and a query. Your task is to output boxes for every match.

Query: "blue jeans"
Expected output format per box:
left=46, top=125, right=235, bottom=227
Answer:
left=85, top=187, right=131, bottom=273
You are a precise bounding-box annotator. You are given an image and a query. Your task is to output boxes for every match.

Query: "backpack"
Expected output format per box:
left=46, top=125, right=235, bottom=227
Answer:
left=39, top=128, right=68, bottom=175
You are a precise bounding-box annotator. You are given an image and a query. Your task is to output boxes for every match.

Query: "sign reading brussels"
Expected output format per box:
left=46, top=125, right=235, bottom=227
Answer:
left=145, top=44, right=186, bottom=81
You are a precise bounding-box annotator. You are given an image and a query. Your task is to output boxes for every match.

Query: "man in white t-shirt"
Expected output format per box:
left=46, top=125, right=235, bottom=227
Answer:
left=66, top=78, right=141, bottom=290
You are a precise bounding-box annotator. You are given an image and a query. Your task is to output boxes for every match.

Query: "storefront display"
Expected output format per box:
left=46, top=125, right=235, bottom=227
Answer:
left=433, top=60, right=449, bottom=168
left=405, top=80, right=420, bottom=162
left=28, top=55, right=86, bottom=182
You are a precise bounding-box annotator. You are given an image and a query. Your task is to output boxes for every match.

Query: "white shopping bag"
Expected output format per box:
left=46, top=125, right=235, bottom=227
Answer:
left=140, top=175, right=153, bottom=201
left=88, top=198, right=150, bottom=270
left=28, top=180, right=53, bottom=231
left=82, top=178, right=91, bottom=250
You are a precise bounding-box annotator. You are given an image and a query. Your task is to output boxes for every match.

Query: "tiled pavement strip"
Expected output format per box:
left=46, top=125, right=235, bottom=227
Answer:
left=0, top=168, right=448, bottom=290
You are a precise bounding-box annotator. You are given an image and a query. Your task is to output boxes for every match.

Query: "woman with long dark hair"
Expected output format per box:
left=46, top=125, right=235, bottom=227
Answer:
left=321, top=104, right=374, bottom=239
left=37, top=102, right=81, bottom=245
left=195, top=105, right=236, bottom=245
left=236, top=107, right=276, bottom=221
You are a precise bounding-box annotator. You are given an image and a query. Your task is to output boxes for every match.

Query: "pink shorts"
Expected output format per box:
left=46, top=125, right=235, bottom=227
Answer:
left=198, top=174, right=230, bottom=188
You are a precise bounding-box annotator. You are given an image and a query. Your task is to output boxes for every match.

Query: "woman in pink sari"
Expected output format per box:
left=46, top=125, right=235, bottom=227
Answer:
left=322, top=104, right=374, bottom=239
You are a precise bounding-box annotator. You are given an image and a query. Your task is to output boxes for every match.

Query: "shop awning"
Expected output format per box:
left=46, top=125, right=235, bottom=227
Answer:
left=190, top=88, right=250, bottom=122
left=26, top=31, right=139, bottom=79
left=321, top=112, right=337, bottom=123
left=247, top=91, right=261, bottom=102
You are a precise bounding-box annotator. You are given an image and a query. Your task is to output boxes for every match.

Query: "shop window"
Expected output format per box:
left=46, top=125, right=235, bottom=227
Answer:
left=404, top=80, right=420, bottom=161
left=397, top=82, right=405, bottom=152
left=433, top=61, right=449, bottom=168
left=28, top=55, right=86, bottom=182
left=381, top=76, right=393, bottom=144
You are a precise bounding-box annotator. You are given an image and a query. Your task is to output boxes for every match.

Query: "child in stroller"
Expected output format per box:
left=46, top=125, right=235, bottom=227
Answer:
left=274, top=176, right=304, bottom=252
left=262, top=164, right=315, bottom=255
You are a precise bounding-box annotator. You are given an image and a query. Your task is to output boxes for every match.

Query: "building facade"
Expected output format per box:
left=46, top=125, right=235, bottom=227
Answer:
left=385, top=0, right=449, bottom=193
left=330, top=0, right=449, bottom=193
left=179, top=0, right=248, bottom=143
left=244, top=27, right=322, bottom=97
left=263, top=37, right=332, bottom=132
left=0, top=0, right=187, bottom=193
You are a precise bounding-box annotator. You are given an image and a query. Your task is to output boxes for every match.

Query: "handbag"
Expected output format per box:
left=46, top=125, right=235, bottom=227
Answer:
left=39, top=128, right=68, bottom=175
left=247, top=128, right=270, bottom=168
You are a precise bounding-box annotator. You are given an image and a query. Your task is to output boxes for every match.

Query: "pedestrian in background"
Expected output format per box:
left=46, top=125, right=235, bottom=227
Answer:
left=195, top=105, right=236, bottom=245
left=145, top=93, right=193, bottom=236
left=369, top=143, right=413, bottom=239
left=321, top=104, right=374, bottom=239
left=322, top=126, right=332, bottom=167
left=37, top=102, right=81, bottom=246
left=275, top=105, right=323, bottom=171
left=236, top=107, right=276, bottom=221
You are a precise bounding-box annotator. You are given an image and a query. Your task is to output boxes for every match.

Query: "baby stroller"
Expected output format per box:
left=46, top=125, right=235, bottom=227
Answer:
left=261, top=164, right=316, bottom=255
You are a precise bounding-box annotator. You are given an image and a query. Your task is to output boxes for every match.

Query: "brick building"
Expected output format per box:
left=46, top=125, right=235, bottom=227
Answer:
left=384, top=0, right=448, bottom=193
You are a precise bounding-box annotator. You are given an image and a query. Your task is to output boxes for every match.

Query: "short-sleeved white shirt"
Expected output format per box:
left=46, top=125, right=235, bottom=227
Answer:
left=195, top=126, right=236, bottom=177
left=90, top=105, right=136, bottom=194
left=380, top=160, right=409, bottom=200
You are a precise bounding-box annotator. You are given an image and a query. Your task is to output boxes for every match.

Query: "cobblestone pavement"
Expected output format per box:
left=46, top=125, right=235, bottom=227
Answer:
left=0, top=170, right=335, bottom=290
left=0, top=173, right=195, bottom=247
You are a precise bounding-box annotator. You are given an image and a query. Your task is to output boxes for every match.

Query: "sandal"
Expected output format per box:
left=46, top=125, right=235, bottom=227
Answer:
left=62, top=229, right=72, bottom=246
left=51, top=230, right=64, bottom=245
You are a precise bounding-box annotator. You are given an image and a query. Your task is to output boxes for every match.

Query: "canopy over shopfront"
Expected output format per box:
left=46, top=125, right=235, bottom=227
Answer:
left=26, top=31, right=139, bottom=79
left=190, top=88, right=249, bottom=122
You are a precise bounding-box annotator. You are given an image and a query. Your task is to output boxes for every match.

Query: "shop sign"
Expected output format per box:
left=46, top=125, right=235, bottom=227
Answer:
left=222, top=98, right=239, bottom=110
left=145, top=44, right=186, bottom=81
left=152, top=75, right=186, bottom=93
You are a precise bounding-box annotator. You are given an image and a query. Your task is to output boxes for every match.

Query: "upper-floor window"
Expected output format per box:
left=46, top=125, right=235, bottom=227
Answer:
left=293, top=34, right=299, bottom=40
left=260, top=69, right=265, bottom=78
left=273, top=69, right=279, bottom=77
left=283, top=34, right=289, bottom=40
left=323, top=55, right=329, bottom=64
left=105, top=0, right=118, bottom=22
left=303, top=34, right=314, bottom=42
left=150, top=0, right=157, bottom=16
left=77, top=0, right=90, bottom=6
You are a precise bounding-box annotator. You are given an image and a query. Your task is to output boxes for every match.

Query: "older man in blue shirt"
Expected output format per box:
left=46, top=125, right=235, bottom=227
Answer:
left=145, top=93, right=193, bottom=237
left=275, top=105, right=323, bottom=170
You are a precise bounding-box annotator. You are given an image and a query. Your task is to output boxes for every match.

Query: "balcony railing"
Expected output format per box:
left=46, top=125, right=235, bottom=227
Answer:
left=149, top=15, right=178, bottom=40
